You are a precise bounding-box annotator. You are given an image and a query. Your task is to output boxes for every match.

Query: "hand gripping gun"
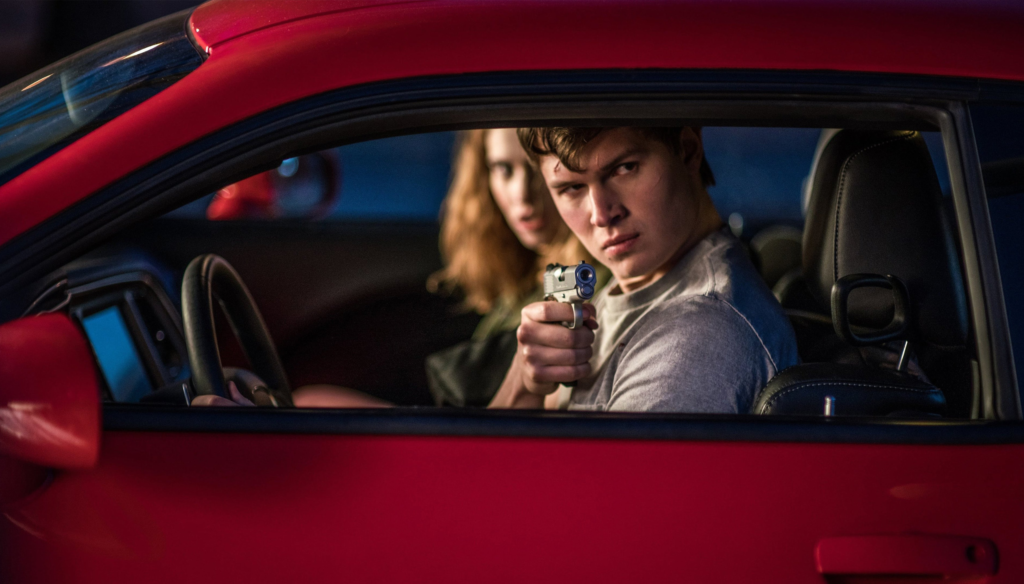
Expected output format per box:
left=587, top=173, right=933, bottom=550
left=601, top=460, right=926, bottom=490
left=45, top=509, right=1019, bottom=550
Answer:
left=543, top=261, right=597, bottom=408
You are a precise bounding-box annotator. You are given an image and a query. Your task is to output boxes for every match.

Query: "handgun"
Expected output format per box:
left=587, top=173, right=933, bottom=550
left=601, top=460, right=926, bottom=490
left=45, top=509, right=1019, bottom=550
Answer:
left=543, top=261, right=597, bottom=405
left=543, top=261, right=597, bottom=330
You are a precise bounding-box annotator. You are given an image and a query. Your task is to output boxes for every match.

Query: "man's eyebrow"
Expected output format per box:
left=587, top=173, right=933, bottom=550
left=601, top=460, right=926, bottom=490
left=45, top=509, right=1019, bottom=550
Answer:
left=547, top=161, right=579, bottom=190
left=598, top=146, right=647, bottom=173
left=548, top=177, right=578, bottom=190
left=546, top=146, right=646, bottom=190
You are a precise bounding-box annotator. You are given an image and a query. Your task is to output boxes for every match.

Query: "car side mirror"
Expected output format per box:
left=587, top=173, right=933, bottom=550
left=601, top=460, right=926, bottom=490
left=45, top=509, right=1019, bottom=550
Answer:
left=0, top=314, right=100, bottom=503
left=206, top=152, right=340, bottom=221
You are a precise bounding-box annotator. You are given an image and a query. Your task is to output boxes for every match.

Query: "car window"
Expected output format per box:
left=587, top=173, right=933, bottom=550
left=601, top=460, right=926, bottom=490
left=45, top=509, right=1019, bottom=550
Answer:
left=167, top=133, right=459, bottom=221
left=0, top=10, right=203, bottom=187
left=702, top=127, right=818, bottom=232
left=971, top=103, right=1024, bottom=401
left=166, top=128, right=820, bottom=226
left=331, top=132, right=458, bottom=220
left=91, top=124, right=971, bottom=419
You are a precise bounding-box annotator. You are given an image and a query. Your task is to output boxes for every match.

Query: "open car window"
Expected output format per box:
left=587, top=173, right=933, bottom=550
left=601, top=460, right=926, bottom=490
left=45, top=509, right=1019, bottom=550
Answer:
left=167, top=133, right=459, bottom=222
left=45, top=122, right=976, bottom=421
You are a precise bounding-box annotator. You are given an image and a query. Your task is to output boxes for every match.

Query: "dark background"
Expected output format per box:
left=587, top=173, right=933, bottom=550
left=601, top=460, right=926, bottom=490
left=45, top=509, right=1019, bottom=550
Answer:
left=0, top=0, right=195, bottom=87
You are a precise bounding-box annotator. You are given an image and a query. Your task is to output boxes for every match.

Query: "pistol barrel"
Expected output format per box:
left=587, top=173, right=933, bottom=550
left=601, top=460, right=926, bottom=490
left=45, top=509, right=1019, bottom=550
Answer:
left=544, top=261, right=597, bottom=303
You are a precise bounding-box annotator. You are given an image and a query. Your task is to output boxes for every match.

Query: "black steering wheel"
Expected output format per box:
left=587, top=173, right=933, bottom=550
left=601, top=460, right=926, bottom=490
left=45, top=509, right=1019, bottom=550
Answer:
left=181, top=254, right=293, bottom=407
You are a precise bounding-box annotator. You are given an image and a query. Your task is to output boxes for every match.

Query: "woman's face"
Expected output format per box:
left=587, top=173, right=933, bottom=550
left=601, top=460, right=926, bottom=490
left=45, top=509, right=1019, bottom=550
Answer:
left=485, top=128, right=561, bottom=251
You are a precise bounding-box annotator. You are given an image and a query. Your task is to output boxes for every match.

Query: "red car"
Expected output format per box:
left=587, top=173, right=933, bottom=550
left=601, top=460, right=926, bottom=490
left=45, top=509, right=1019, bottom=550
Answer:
left=1, top=0, right=1023, bottom=582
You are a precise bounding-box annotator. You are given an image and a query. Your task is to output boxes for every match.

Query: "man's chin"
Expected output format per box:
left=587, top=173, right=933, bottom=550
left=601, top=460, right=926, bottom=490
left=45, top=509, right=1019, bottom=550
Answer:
left=605, top=255, right=654, bottom=282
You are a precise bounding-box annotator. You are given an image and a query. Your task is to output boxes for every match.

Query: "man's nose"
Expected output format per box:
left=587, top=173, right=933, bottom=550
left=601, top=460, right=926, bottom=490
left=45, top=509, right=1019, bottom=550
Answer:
left=589, top=184, right=624, bottom=227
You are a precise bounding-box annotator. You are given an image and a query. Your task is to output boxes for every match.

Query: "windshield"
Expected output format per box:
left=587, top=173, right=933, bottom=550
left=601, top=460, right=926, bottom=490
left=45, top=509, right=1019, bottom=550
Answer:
left=0, top=9, right=204, bottom=187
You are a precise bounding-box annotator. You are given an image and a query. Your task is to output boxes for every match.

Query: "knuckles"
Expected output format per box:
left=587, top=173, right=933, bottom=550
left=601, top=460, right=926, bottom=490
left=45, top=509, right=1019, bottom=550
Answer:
left=518, top=320, right=594, bottom=348
left=524, top=300, right=576, bottom=324
left=522, top=346, right=592, bottom=368
left=538, top=301, right=572, bottom=323
left=570, top=327, right=595, bottom=348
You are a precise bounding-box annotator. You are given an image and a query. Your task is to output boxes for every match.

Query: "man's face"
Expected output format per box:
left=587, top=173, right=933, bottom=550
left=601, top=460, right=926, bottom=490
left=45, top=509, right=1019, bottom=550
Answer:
left=539, top=127, right=706, bottom=289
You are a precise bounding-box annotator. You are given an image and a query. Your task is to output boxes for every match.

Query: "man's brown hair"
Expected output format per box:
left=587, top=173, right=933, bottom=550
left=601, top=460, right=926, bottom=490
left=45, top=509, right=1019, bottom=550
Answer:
left=517, top=127, right=715, bottom=187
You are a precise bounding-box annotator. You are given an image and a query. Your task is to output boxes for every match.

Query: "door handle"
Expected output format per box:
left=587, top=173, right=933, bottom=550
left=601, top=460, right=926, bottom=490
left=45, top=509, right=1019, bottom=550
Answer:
left=816, top=535, right=997, bottom=579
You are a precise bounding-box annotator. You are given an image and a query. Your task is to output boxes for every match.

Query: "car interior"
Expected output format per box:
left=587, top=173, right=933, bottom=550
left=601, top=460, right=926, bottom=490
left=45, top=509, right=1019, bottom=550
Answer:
left=11, top=118, right=979, bottom=420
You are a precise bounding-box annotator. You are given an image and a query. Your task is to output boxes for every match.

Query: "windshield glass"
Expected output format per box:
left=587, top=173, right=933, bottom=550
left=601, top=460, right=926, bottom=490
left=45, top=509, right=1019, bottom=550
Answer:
left=0, top=9, right=204, bottom=187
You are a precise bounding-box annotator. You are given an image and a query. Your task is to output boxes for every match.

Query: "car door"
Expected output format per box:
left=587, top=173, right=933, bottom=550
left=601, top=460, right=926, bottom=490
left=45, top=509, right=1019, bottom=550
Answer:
left=3, top=80, right=1024, bottom=583
left=4, top=413, right=1024, bottom=582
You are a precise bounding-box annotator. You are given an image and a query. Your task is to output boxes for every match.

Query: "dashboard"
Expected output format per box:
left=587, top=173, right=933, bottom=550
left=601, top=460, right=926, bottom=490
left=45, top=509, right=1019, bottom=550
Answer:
left=27, top=248, right=192, bottom=405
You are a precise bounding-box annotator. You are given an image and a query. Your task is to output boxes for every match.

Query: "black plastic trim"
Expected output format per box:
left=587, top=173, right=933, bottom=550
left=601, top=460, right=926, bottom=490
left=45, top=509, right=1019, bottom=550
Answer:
left=950, top=104, right=1022, bottom=419
left=103, top=404, right=1024, bottom=445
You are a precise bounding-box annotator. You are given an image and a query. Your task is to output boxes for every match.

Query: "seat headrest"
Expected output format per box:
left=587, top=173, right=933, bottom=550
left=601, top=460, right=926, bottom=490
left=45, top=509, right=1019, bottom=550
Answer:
left=802, top=130, right=968, bottom=348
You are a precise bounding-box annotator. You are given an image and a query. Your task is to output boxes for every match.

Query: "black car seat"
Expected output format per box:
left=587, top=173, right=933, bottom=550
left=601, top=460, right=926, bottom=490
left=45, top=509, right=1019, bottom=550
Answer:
left=750, top=224, right=803, bottom=293
left=754, top=130, right=972, bottom=417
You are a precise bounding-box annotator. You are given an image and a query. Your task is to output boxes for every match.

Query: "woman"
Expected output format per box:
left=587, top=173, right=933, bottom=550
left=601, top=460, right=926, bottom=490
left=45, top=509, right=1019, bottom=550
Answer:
left=425, top=128, right=602, bottom=407
left=196, top=129, right=602, bottom=408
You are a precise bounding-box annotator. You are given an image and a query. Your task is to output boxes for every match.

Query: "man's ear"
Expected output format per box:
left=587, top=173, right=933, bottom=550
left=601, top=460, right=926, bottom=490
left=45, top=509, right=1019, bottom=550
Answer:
left=678, top=127, right=704, bottom=174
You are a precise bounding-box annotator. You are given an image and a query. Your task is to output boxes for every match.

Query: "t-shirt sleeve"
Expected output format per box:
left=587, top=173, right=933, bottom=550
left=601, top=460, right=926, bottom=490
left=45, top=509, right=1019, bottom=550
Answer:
left=606, top=296, right=777, bottom=414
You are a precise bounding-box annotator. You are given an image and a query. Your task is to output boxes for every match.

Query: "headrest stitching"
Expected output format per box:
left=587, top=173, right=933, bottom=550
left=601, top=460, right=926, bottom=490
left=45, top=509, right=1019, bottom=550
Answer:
left=759, top=378, right=939, bottom=413
left=831, top=131, right=917, bottom=284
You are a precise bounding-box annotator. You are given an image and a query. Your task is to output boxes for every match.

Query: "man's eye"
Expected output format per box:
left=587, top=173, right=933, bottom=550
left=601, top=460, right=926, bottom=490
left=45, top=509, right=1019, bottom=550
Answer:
left=616, top=162, right=638, bottom=174
left=560, top=183, right=585, bottom=196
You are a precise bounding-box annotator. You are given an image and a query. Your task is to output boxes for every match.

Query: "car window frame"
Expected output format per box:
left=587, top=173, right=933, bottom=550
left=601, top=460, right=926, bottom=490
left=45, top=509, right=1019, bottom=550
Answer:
left=951, top=102, right=1021, bottom=419
left=0, top=69, right=1018, bottom=432
left=969, top=101, right=1024, bottom=422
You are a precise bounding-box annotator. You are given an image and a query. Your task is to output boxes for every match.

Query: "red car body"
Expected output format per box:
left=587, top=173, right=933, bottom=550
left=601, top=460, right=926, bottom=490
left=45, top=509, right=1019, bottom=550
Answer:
left=4, top=0, right=1024, bottom=245
left=1, top=1, right=1023, bottom=582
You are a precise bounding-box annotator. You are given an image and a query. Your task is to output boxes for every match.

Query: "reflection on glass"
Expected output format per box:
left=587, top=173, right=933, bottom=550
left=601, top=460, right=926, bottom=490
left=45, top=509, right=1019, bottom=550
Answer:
left=0, top=11, right=203, bottom=185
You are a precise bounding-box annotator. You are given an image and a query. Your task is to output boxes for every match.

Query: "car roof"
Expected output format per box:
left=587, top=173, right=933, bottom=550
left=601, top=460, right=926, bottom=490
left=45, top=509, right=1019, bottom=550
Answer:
left=2, top=0, right=1024, bottom=248
left=189, top=0, right=433, bottom=51
left=190, top=0, right=1024, bottom=73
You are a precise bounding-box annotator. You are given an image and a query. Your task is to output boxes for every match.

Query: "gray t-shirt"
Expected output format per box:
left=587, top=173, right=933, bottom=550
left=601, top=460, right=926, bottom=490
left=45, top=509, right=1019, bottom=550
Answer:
left=568, top=228, right=799, bottom=413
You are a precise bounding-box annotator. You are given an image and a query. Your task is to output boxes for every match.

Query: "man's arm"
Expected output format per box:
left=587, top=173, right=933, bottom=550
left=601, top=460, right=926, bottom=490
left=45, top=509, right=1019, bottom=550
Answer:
left=606, top=297, right=774, bottom=414
left=489, top=301, right=598, bottom=409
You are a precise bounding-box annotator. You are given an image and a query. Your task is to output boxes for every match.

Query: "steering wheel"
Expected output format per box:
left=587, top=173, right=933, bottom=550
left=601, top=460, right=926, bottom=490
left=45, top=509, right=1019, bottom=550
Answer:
left=181, top=254, right=293, bottom=407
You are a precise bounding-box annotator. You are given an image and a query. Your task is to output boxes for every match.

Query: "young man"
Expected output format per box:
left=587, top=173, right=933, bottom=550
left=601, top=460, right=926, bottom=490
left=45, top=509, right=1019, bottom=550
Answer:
left=488, top=127, right=798, bottom=413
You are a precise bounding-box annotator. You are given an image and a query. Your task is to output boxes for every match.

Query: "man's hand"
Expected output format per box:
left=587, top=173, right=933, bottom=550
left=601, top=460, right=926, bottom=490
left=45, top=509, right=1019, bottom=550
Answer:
left=191, top=381, right=255, bottom=407
left=489, top=301, right=598, bottom=409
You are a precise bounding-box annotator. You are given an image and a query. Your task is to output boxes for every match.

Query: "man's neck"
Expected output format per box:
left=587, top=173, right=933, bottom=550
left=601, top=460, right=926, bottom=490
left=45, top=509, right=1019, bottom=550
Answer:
left=615, top=199, right=722, bottom=294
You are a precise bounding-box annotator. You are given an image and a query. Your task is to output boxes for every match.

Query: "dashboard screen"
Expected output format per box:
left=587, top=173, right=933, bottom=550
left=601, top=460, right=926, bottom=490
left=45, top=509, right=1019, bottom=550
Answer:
left=82, top=306, right=152, bottom=402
